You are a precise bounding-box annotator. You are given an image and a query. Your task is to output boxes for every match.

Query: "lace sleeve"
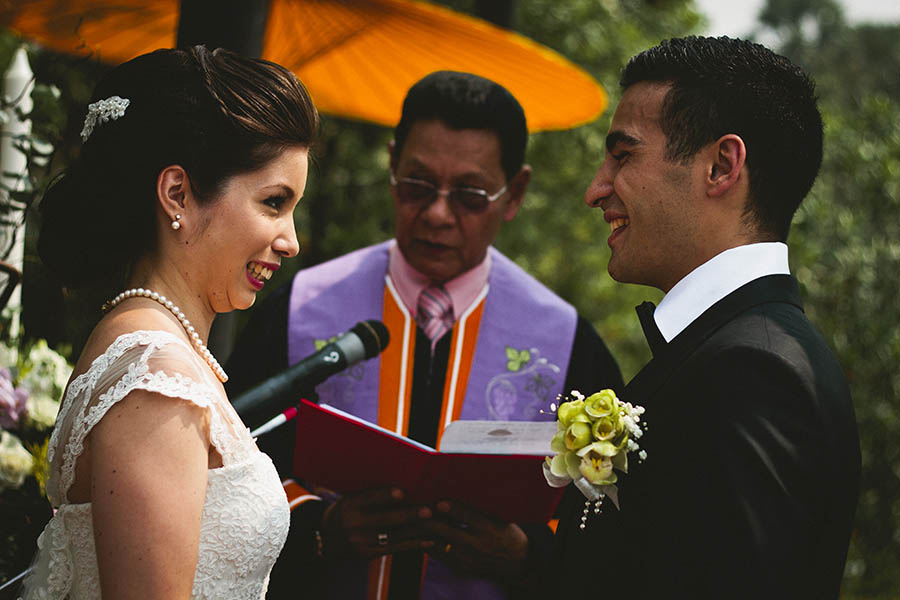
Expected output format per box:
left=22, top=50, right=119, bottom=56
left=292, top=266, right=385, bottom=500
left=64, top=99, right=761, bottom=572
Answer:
left=46, top=330, right=252, bottom=507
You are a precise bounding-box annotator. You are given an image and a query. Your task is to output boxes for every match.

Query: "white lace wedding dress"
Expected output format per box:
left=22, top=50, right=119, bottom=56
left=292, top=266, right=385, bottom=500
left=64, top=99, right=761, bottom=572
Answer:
left=22, top=330, right=289, bottom=599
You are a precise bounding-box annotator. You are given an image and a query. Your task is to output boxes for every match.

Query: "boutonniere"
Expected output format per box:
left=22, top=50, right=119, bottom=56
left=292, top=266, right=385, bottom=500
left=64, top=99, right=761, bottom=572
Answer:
left=542, top=389, right=646, bottom=530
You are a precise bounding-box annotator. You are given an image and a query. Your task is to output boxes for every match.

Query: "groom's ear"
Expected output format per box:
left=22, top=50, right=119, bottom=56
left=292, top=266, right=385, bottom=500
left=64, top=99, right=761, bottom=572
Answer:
left=705, top=134, right=747, bottom=199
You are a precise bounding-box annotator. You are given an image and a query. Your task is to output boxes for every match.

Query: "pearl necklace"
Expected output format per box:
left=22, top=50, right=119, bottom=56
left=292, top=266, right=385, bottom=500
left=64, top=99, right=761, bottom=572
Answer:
left=102, top=288, right=228, bottom=383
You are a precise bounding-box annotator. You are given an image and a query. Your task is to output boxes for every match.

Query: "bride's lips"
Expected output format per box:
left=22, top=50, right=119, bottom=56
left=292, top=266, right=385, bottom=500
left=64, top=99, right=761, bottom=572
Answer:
left=246, top=260, right=279, bottom=290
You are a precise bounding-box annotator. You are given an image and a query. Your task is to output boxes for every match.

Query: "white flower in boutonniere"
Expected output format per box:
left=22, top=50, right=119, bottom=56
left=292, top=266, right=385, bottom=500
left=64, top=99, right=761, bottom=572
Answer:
left=542, top=389, right=646, bottom=530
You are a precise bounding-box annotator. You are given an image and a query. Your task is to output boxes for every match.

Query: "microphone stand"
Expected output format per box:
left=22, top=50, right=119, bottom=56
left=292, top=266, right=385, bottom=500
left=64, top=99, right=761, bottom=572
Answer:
left=0, top=566, right=31, bottom=596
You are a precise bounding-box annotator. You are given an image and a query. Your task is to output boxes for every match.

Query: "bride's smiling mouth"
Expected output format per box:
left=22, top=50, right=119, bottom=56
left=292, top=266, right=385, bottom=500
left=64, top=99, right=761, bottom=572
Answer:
left=246, top=260, right=277, bottom=290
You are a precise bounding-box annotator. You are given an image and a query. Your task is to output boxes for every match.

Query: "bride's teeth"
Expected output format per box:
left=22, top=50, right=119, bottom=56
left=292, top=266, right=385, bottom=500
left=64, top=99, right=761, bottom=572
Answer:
left=247, top=262, right=273, bottom=281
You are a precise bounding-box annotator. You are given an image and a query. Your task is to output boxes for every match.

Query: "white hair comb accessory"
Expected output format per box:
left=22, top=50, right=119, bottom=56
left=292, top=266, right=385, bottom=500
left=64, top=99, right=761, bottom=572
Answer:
left=80, top=95, right=130, bottom=142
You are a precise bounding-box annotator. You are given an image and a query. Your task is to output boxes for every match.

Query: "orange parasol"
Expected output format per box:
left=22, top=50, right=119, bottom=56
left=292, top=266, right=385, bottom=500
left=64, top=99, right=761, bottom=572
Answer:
left=1, top=0, right=607, bottom=131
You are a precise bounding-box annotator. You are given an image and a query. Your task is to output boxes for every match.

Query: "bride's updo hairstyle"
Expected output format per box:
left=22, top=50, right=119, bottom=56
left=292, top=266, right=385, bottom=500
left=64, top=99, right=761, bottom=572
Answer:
left=38, top=46, right=318, bottom=287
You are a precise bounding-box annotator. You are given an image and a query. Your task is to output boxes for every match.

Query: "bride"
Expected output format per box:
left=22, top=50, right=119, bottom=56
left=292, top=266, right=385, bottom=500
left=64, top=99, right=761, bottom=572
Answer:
left=23, top=46, right=317, bottom=599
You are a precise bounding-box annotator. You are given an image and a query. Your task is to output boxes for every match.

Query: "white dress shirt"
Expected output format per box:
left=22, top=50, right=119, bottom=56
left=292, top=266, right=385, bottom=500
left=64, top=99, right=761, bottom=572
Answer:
left=654, top=242, right=791, bottom=342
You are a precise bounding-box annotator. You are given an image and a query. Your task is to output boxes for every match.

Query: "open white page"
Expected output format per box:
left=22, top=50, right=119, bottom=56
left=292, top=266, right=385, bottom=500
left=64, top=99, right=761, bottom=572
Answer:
left=438, top=420, right=558, bottom=455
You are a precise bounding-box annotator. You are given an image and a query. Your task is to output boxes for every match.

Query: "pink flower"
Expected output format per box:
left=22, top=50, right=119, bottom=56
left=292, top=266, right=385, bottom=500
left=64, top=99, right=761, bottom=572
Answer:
left=0, top=368, right=29, bottom=430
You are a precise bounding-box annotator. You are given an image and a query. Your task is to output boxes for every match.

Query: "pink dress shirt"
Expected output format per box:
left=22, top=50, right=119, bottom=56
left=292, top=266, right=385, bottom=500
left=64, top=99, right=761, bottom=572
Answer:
left=387, top=240, right=490, bottom=322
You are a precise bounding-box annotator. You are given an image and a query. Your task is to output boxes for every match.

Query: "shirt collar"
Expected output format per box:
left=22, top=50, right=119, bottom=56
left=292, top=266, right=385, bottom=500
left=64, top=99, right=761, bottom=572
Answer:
left=654, top=242, right=790, bottom=342
left=387, top=240, right=491, bottom=320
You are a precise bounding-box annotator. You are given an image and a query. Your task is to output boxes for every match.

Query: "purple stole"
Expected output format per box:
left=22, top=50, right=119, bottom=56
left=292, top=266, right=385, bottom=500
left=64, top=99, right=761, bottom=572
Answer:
left=288, top=241, right=577, bottom=600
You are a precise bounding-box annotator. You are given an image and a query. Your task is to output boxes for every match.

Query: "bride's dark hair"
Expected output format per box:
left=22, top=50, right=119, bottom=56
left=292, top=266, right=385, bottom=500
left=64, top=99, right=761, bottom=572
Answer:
left=38, top=46, right=318, bottom=287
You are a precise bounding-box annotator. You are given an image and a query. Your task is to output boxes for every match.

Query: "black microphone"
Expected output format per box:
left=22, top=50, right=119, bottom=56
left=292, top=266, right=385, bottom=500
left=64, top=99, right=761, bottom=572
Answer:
left=232, top=320, right=389, bottom=431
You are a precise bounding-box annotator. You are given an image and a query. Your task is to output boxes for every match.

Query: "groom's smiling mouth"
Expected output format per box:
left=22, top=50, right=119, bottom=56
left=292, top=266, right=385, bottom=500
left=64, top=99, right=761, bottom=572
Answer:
left=604, top=212, right=630, bottom=249
left=609, top=217, right=629, bottom=234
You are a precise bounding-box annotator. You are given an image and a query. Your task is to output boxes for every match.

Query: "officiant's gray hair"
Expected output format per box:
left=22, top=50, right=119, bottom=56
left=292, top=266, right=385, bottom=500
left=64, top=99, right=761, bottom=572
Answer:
left=38, top=46, right=318, bottom=287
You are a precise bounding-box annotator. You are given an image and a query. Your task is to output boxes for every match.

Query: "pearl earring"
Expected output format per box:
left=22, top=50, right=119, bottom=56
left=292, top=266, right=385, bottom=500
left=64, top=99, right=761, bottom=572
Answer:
left=171, top=214, right=182, bottom=230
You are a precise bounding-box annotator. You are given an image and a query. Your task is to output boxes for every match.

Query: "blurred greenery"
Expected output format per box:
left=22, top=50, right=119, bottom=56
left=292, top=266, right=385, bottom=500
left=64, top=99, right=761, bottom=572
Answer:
left=1, top=0, right=898, bottom=595
left=755, top=0, right=900, bottom=594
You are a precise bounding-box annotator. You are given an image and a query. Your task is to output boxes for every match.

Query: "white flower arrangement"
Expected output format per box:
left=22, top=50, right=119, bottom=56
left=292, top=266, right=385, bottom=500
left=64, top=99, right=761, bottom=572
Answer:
left=0, top=339, right=71, bottom=492
left=80, top=95, right=130, bottom=141
left=26, top=395, right=61, bottom=431
left=20, top=339, right=72, bottom=401
left=543, top=389, right=646, bottom=528
left=0, top=430, right=33, bottom=489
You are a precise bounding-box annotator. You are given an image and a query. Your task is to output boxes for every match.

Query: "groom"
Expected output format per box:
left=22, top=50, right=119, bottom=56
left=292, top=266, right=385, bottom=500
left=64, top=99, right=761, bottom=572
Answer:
left=547, top=36, right=860, bottom=598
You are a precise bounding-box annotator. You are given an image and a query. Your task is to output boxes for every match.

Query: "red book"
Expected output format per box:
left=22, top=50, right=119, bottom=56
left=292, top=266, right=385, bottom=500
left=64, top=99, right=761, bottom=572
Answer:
left=292, top=400, right=564, bottom=523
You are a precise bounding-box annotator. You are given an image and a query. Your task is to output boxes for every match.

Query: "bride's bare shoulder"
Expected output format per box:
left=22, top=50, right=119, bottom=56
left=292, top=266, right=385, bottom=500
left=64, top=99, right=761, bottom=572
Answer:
left=71, top=306, right=185, bottom=377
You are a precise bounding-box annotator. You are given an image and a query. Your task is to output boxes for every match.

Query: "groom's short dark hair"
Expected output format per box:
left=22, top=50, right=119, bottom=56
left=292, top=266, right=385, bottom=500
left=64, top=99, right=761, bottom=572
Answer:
left=621, top=36, right=823, bottom=241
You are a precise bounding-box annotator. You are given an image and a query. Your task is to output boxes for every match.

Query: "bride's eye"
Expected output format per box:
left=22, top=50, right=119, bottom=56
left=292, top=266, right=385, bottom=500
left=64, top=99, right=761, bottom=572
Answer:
left=264, top=194, right=289, bottom=210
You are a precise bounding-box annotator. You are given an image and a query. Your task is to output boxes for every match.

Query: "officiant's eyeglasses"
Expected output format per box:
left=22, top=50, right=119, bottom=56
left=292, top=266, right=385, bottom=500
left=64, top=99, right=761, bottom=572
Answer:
left=390, top=172, right=507, bottom=213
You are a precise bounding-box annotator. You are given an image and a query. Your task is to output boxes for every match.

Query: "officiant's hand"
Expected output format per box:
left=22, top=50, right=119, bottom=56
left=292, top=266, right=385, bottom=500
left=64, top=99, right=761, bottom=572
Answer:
left=321, top=487, right=435, bottom=560
left=423, top=500, right=529, bottom=582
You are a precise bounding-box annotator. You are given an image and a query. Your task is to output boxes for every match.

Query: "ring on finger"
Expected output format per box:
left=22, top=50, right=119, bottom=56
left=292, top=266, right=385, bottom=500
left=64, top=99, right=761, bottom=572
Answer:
left=377, top=532, right=389, bottom=546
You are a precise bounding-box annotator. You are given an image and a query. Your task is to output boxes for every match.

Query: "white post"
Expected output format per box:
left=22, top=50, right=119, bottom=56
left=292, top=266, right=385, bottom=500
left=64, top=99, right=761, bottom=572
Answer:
left=1, top=46, right=34, bottom=340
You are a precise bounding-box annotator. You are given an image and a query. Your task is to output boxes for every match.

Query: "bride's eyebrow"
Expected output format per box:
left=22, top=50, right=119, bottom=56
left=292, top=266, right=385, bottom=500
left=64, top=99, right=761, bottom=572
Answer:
left=260, top=183, right=295, bottom=197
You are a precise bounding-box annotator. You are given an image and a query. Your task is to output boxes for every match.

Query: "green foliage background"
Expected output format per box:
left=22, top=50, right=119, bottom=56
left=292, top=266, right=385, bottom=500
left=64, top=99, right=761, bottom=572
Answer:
left=2, top=0, right=898, bottom=595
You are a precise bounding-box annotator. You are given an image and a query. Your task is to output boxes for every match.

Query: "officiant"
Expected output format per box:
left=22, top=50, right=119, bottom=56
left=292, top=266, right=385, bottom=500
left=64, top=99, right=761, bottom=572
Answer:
left=225, top=70, right=623, bottom=599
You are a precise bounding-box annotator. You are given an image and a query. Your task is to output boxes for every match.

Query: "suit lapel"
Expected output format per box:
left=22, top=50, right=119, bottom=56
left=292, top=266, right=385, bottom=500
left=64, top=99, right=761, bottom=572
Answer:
left=625, top=274, right=804, bottom=404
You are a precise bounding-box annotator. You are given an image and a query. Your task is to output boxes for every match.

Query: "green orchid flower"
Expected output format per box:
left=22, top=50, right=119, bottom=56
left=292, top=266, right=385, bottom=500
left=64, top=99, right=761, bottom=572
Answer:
left=591, top=415, right=619, bottom=442
left=547, top=453, right=569, bottom=479
left=576, top=440, right=619, bottom=459
left=565, top=450, right=583, bottom=480
left=564, top=421, right=592, bottom=450
left=584, top=389, right=618, bottom=419
left=576, top=441, right=620, bottom=485
left=579, top=452, right=617, bottom=485
left=550, top=430, right=567, bottom=453
left=611, top=448, right=629, bottom=474
left=557, top=399, right=590, bottom=428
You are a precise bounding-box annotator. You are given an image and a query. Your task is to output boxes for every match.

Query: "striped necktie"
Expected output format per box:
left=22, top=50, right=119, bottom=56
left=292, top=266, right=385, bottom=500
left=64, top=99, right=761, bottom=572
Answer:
left=417, top=284, right=454, bottom=346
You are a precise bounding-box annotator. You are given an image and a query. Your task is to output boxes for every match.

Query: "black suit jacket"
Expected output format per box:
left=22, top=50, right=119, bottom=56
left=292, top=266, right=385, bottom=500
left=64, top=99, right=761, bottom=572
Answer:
left=548, top=275, right=860, bottom=599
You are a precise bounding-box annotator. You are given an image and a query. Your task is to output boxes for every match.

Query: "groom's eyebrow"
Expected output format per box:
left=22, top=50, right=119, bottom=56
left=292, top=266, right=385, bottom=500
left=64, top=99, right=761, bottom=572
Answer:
left=606, top=131, right=640, bottom=153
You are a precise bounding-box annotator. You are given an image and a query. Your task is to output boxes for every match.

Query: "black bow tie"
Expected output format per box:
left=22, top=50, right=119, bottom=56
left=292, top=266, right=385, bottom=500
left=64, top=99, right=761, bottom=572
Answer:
left=635, top=301, right=666, bottom=357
